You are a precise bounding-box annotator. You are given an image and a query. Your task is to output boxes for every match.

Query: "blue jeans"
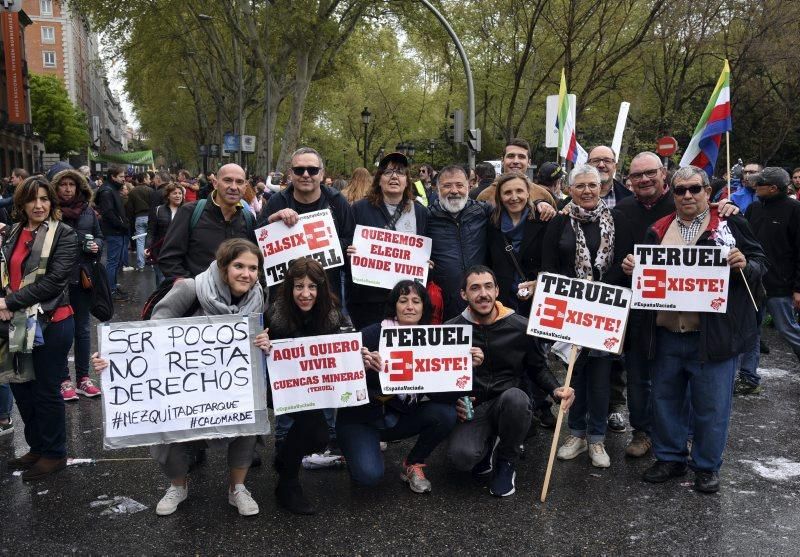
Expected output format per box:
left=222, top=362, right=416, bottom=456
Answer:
left=134, top=216, right=148, bottom=269
left=766, top=296, right=800, bottom=358
left=651, top=329, right=737, bottom=472
left=738, top=306, right=764, bottom=386
left=336, top=402, right=456, bottom=486
left=567, top=353, right=612, bottom=443
left=0, top=383, right=12, bottom=421
left=105, top=235, right=125, bottom=292
left=625, top=348, right=652, bottom=435
left=63, top=284, right=91, bottom=381
left=10, top=318, right=74, bottom=459
left=275, top=408, right=336, bottom=440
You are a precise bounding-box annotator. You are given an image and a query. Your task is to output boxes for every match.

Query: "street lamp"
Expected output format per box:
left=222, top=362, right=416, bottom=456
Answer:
left=407, top=144, right=416, bottom=164
left=361, top=107, right=371, bottom=168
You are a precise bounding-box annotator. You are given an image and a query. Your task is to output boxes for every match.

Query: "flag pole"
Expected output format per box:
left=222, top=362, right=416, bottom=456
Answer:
left=725, top=132, right=732, bottom=199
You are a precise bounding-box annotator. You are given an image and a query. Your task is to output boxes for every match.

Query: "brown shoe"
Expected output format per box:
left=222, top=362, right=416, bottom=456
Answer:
left=21, top=457, right=67, bottom=481
left=7, top=452, right=41, bottom=470
left=625, top=431, right=652, bottom=458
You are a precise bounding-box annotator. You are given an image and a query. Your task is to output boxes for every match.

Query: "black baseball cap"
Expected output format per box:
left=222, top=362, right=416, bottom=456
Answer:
left=537, top=162, right=564, bottom=185
left=378, top=152, right=409, bottom=168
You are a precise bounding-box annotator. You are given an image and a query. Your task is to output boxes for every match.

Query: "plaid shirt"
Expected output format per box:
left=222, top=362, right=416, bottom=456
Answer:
left=676, top=208, right=709, bottom=244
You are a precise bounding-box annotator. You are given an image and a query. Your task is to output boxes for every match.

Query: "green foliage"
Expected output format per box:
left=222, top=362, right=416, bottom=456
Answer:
left=29, top=74, right=90, bottom=157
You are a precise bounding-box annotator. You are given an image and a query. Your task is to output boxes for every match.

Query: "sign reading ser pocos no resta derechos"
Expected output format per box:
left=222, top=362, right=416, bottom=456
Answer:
left=527, top=273, right=632, bottom=354
left=631, top=245, right=730, bottom=313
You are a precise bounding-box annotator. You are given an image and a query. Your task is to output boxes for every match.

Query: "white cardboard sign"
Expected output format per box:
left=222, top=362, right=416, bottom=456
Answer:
left=378, top=325, right=472, bottom=394
left=527, top=272, right=631, bottom=354
left=351, top=225, right=432, bottom=289
left=631, top=245, right=730, bottom=313
left=256, top=209, right=344, bottom=286
left=267, top=332, right=369, bottom=415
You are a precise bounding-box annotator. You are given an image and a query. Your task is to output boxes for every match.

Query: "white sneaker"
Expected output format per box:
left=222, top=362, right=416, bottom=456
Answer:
left=156, top=484, right=188, bottom=516
left=228, top=484, right=259, bottom=516
left=557, top=435, right=587, bottom=460
left=589, top=442, right=611, bottom=468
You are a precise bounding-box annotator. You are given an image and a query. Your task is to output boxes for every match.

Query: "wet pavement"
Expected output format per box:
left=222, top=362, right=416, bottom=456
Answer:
left=2, top=265, right=800, bottom=555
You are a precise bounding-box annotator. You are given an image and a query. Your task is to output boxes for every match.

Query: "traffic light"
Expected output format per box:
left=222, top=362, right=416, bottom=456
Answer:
left=467, top=128, right=481, bottom=153
left=448, top=109, right=464, bottom=144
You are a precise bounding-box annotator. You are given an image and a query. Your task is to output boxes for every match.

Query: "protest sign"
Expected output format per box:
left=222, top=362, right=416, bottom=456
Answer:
left=351, top=225, right=432, bottom=289
left=98, top=314, right=269, bottom=449
left=630, top=245, right=730, bottom=312
left=378, top=325, right=472, bottom=394
left=267, top=332, right=369, bottom=415
left=527, top=272, right=631, bottom=354
left=255, top=209, right=344, bottom=286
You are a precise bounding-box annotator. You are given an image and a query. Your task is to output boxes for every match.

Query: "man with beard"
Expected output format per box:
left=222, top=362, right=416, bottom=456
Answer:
left=446, top=265, right=574, bottom=497
left=428, top=165, right=493, bottom=320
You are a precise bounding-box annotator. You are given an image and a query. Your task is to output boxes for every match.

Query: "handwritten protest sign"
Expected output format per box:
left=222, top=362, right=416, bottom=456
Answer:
left=527, top=272, right=631, bottom=354
left=255, top=209, right=344, bottom=286
left=378, top=325, right=472, bottom=394
left=631, top=245, right=730, bottom=312
left=99, top=314, right=269, bottom=449
left=267, top=332, right=368, bottom=415
left=351, top=225, right=432, bottom=289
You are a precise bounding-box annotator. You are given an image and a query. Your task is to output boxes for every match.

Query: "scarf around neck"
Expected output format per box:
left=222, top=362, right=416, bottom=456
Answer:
left=58, top=193, right=88, bottom=222
left=500, top=206, right=529, bottom=253
left=194, top=261, right=264, bottom=316
left=565, top=200, right=614, bottom=280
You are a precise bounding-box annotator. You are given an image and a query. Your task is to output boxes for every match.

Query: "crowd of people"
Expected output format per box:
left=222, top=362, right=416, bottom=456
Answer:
left=0, top=138, right=798, bottom=519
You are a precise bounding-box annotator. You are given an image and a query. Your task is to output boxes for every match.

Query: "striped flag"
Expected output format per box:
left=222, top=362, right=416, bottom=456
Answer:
left=557, top=69, right=579, bottom=163
left=679, top=60, right=732, bottom=176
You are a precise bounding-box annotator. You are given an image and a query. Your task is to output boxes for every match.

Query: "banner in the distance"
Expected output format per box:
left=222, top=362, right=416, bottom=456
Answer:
left=256, top=209, right=344, bottom=286
left=527, top=272, right=631, bottom=354
left=630, top=245, right=730, bottom=312
left=351, top=225, right=432, bottom=289
left=99, top=314, right=269, bottom=449
left=267, top=332, right=368, bottom=415
left=378, top=325, right=473, bottom=394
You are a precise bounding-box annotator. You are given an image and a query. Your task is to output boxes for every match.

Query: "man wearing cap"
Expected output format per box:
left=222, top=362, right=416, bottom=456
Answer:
left=622, top=165, right=766, bottom=493
left=736, top=167, right=800, bottom=395
left=536, top=162, right=567, bottom=208
left=587, top=145, right=632, bottom=209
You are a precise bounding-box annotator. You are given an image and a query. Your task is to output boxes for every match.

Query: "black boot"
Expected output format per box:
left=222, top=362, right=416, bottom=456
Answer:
left=275, top=477, right=316, bottom=515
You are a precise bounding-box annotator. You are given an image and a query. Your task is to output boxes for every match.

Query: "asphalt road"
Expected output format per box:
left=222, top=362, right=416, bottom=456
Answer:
left=2, top=266, right=799, bottom=555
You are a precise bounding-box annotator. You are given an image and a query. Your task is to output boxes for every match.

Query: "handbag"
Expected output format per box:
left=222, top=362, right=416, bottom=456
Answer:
left=80, top=265, right=93, bottom=290
left=88, top=260, right=114, bottom=321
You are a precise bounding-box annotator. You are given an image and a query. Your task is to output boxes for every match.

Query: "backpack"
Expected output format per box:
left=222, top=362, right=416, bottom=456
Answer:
left=141, top=200, right=252, bottom=320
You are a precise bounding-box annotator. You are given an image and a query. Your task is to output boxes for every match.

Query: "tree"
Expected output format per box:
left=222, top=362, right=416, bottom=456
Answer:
left=29, top=74, right=90, bottom=157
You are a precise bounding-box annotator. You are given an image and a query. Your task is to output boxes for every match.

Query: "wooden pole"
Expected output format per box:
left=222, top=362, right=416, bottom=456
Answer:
left=739, top=268, right=758, bottom=312
left=725, top=132, right=732, bottom=199
left=540, top=344, right=579, bottom=503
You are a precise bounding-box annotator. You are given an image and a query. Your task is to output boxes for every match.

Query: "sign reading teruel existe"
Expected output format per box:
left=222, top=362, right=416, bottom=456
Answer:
left=99, top=314, right=269, bottom=449
left=378, top=325, right=472, bottom=394
left=255, top=209, right=344, bottom=287
left=527, top=272, right=632, bottom=354
left=351, top=225, right=432, bottom=289
left=631, top=245, right=730, bottom=312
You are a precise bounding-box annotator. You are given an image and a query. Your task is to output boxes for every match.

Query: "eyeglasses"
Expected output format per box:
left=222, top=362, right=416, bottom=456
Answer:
left=382, top=168, right=406, bottom=178
left=587, top=157, right=615, bottom=165
left=628, top=168, right=662, bottom=182
left=291, top=166, right=321, bottom=176
left=672, top=184, right=704, bottom=196
left=572, top=182, right=600, bottom=191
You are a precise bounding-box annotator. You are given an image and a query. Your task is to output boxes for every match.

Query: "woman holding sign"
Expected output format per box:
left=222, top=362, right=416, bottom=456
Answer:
left=264, top=257, right=352, bottom=515
left=347, top=152, right=429, bottom=329
left=2, top=176, right=77, bottom=480
left=542, top=164, right=627, bottom=469
left=92, top=239, right=269, bottom=516
left=337, top=280, right=482, bottom=493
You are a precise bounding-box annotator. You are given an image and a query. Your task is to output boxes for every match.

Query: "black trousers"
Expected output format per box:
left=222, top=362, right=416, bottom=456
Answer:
left=275, top=409, right=329, bottom=480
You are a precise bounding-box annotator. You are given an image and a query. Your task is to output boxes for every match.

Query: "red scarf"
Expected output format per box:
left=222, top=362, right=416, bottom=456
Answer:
left=58, top=193, right=88, bottom=222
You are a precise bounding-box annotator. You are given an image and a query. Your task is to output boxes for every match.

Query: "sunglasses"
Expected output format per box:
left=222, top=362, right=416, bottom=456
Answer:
left=673, top=185, right=704, bottom=196
left=291, top=166, right=321, bottom=176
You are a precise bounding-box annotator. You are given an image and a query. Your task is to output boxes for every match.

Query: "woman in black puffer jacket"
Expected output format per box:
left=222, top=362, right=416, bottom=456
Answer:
left=52, top=169, right=104, bottom=401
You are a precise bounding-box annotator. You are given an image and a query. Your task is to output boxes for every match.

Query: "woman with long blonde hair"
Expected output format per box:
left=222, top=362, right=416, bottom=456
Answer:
left=342, top=167, right=372, bottom=204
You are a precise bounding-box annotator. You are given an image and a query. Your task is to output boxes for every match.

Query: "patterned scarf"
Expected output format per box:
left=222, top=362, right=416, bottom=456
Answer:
left=565, top=200, right=614, bottom=280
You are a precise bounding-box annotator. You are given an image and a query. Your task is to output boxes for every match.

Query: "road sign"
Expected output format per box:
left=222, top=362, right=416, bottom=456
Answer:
left=198, top=144, right=208, bottom=157
left=223, top=133, right=239, bottom=154
left=209, top=144, right=220, bottom=157
left=656, top=136, right=678, bottom=157
left=241, top=135, right=256, bottom=153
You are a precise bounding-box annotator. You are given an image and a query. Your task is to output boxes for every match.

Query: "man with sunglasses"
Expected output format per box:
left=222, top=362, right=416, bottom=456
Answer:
left=261, top=146, right=354, bottom=297
left=621, top=165, right=766, bottom=494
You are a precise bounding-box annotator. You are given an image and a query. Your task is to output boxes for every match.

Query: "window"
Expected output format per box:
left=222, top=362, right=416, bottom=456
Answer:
left=40, top=0, right=53, bottom=15
left=43, top=51, right=56, bottom=68
left=41, top=26, right=55, bottom=44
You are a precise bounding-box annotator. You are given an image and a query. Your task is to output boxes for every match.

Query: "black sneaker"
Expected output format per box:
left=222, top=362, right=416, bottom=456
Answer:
left=489, top=459, right=516, bottom=497
left=642, top=460, right=688, bottom=483
left=276, top=478, right=316, bottom=515
left=533, top=405, right=556, bottom=429
left=0, top=418, right=13, bottom=437
left=607, top=412, right=626, bottom=433
left=471, top=436, right=497, bottom=478
left=694, top=470, right=720, bottom=493
left=733, top=377, right=763, bottom=396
